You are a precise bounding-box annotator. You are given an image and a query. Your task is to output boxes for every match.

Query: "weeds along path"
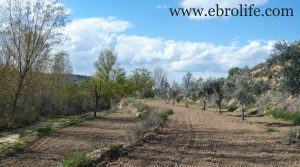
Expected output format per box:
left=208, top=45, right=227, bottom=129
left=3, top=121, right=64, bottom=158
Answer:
left=0, top=108, right=138, bottom=167
left=108, top=100, right=300, bottom=167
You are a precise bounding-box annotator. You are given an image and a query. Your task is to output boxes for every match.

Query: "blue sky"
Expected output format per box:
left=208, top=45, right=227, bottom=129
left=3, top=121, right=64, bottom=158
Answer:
left=60, top=0, right=300, bottom=80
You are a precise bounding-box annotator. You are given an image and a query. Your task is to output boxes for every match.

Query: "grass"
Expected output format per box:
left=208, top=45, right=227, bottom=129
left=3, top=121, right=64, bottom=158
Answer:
left=132, top=101, right=149, bottom=111
left=0, top=114, right=94, bottom=156
left=268, top=108, right=300, bottom=124
left=134, top=108, right=173, bottom=137
left=123, top=98, right=135, bottom=107
left=265, top=126, right=278, bottom=133
left=59, top=154, right=90, bottom=167
left=228, top=104, right=239, bottom=112
left=108, top=143, right=121, bottom=151
left=37, top=127, right=52, bottom=136
left=0, top=140, right=26, bottom=154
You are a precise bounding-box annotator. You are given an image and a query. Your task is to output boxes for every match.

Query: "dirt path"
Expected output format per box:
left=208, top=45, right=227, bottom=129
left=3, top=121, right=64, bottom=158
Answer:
left=0, top=108, right=138, bottom=167
left=108, top=100, right=300, bottom=167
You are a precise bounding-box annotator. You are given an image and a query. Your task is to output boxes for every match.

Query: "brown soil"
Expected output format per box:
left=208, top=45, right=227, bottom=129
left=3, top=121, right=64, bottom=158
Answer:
left=0, top=108, right=138, bottom=167
left=108, top=100, right=300, bottom=167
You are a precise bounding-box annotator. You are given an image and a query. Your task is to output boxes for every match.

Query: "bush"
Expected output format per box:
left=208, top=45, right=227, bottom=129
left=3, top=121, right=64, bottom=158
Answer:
left=265, top=126, right=278, bottom=133
left=37, top=127, right=52, bottom=136
left=59, top=154, right=90, bottom=167
left=281, top=128, right=300, bottom=145
left=228, top=104, right=238, bottom=112
left=269, top=108, right=300, bottom=123
left=133, top=101, right=149, bottom=111
left=134, top=108, right=173, bottom=137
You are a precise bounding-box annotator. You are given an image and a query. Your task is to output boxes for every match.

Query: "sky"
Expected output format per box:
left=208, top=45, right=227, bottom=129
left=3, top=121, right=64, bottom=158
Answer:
left=59, top=0, right=300, bottom=80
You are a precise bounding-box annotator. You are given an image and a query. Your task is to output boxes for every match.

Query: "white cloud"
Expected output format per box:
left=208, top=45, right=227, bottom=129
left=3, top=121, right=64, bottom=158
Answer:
left=180, top=0, right=269, bottom=20
left=63, top=17, right=275, bottom=81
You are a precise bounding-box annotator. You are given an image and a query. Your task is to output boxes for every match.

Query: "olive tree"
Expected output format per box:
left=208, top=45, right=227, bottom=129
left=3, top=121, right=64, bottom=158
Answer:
left=266, top=40, right=300, bottom=95
left=170, top=81, right=182, bottom=106
left=231, top=70, right=256, bottom=120
left=199, top=79, right=214, bottom=110
left=211, top=78, right=226, bottom=114
left=182, top=72, right=192, bottom=107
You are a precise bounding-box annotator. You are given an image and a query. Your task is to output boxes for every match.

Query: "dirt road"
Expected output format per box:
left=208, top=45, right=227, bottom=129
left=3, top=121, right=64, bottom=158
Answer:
left=0, top=108, right=138, bottom=167
left=108, top=100, right=300, bottom=167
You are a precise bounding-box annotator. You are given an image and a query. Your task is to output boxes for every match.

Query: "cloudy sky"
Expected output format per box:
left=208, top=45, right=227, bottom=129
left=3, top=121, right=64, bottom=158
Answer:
left=60, top=0, right=300, bottom=80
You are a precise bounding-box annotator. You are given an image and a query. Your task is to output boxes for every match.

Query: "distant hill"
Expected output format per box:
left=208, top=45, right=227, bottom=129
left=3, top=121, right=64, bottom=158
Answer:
left=69, top=74, right=90, bottom=83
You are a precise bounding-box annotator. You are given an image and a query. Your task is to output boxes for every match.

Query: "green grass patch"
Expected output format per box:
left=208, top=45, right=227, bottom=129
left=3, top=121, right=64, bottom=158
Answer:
left=37, top=127, right=52, bottom=136
left=123, top=98, right=135, bottom=107
left=228, top=104, right=238, bottom=112
left=59, top=154, right=90, bottom=167
left=108, top=143, right=121, bottom=151
left=97, top=111, right=109, bottom=118
left=209, top=103, right=230, bottom=110
left=268, top=108, right=300, bottom=124
left=132, top=101, right=149, bottom=111
left=134, top=108, right=173, bottom=137
left=265, top=126, right=278, bottom=133
left=0, top=140, right=26, bottom=155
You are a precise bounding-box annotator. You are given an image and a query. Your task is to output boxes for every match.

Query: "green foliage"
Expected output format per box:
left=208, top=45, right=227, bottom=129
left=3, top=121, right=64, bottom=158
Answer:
left=0, top=140, right=26, bottom=155
left=267, top=40, right=300, bottom=95
left=37, top=127, right=52, bottom=136
left=135, top=108, right=173, bottom=137
left=130, top=68, right=154, bottom=98
left=59, top=154, right=90, bottom=167
left=123, top=98, right=135, bottom=107
left=228, top=67, right=242, bottom=78
left=133, top=101, right=149, bottom=111
left=268, top=108, right=300, bottom=123
left=265, top=126, right=278, bottom=133
left=228, top=104, right=238, bottom=112
left=108, top=143, right=121, bottom=151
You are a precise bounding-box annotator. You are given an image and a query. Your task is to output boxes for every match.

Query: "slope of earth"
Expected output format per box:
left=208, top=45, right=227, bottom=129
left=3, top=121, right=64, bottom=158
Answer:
left=108, top=100, right=300, bottom=167
left=0, top=108, right=138, bottom=167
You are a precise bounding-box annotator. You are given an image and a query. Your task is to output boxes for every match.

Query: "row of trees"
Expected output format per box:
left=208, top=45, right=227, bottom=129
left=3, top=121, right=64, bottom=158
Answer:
left=154, top=68, right=269, bottom=120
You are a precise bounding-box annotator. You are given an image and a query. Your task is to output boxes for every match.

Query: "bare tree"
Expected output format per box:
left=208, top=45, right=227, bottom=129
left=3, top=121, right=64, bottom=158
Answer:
left=153, top=66, right=167, bottom=98
left=183, top=72, right=192, bottom=107
left=0, top=0, right=68, bottom=123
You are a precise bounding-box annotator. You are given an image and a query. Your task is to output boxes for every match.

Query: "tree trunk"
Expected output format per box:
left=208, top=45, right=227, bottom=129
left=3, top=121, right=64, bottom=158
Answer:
left=185, top=98, right=188, bottom=108
left=218, top=105, right=222, bottom=114
left=94, top=96, right=99, bottom=118
left=241, top=105, right=245, bottom=121
left=10, top=77, right=25, bottom=125
left=173, top=100, right=175, bottom=106
left=202, top=99, right=206, bottom=110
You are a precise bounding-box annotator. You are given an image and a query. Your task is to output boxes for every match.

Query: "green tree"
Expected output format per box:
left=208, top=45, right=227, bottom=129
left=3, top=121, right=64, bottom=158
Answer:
left=131, top=68, right=154, bottom=98
left=0, top=0, right=68, bottom=124
left=266, top=40, right=300, bottom=95
left=211, top=78, right=226, bottom=114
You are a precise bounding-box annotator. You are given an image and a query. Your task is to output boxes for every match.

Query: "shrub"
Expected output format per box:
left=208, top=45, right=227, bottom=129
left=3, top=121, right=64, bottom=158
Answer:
left=59, top=154, right=90, bottom=167
left=281, top=128, right=300, bottom=145
left=269, top=108, right=300, bottom=124
left=228, top=104, right=238, bottom=112
left=37, top=127, right=52, bottom=136
left=0, top=140, right=26, bottom=155
left=265, top=126, right=278, bottom=133
left=134, top=108, right=173, bottom=137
